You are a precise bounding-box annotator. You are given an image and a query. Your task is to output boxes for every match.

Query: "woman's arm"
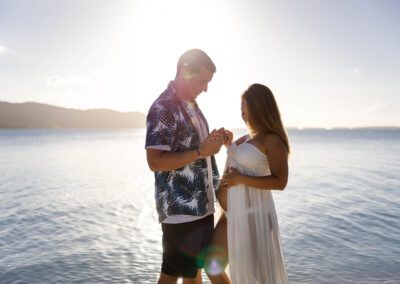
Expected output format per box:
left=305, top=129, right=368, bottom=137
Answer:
left=221, top=134, right=288, bottom=191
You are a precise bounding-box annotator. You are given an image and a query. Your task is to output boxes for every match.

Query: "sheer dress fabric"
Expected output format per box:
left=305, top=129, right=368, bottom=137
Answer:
left=225, top=135, right=289, bottom=284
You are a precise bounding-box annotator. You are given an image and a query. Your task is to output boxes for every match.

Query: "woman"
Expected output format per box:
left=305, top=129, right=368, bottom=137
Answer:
left=206, top=83, right=290, bottom=284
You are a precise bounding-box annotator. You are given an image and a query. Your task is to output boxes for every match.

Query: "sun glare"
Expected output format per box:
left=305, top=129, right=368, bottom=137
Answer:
left=108, top=0, right=234, bottom=116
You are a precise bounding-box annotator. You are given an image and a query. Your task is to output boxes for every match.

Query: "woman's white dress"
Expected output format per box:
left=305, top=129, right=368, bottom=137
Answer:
left=225, top=135, right=289, bottom=284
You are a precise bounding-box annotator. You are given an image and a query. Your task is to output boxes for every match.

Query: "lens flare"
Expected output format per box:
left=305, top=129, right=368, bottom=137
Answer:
left=199, top=246, right=228, bottom=275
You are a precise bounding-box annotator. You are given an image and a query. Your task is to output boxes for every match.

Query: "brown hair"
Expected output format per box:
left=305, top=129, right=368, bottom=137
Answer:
left=241, top=83, right=290, bottom=154
left=176, top=49, right=216, bottom=77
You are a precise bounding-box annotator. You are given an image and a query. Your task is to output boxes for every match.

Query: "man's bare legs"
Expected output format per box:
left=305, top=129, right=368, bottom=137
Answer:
left=183, top=269, right=203, bottom=284
left=158, top=269, right=203, bottom=284
left=158, top=213, right=230, bottom=284
left=205, top=214, right=230, bottom=284
left=158, top=272, right=178, bottom=284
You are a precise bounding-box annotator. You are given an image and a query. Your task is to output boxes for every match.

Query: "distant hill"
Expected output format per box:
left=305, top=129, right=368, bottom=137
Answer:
left=0, top=101, right=146, bottom=129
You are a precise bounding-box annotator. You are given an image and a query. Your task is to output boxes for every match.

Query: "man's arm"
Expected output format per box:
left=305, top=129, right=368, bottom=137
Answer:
left=146, top=130, right=224, bottom=172
left=146, top=148, right=199, bottom=172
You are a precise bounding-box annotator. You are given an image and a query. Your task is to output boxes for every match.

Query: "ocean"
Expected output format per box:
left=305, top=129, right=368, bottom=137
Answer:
left=0, top=128, right=399, bottom=284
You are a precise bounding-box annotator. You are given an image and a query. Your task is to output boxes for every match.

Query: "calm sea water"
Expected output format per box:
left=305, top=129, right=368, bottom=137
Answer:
left=0, top=128, right=399, bottom=284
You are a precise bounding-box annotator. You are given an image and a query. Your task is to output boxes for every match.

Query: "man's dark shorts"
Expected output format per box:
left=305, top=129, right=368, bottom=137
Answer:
left=161, top=214, right=214, bottom=278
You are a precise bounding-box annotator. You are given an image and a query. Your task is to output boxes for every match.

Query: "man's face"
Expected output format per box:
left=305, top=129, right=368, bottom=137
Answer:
left=182, top=66, right=214, bottom=101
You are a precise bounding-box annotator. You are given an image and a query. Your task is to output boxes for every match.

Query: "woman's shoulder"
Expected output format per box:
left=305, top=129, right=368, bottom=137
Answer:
left=258, top=133, right=286, bottom=153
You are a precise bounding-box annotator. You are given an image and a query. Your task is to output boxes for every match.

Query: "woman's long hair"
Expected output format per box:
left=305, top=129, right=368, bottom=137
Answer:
left=241, top=83, right=290, bottom=154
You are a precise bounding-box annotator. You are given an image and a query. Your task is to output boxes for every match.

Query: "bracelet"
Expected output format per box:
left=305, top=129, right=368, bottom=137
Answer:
left=196, top=148, right=202, bottom=159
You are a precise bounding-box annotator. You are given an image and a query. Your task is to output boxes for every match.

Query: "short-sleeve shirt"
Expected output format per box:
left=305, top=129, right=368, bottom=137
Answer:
left=145, top=81, right=220, bottom=223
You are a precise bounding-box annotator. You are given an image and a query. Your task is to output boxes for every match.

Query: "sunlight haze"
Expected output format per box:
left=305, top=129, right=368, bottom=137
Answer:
left=0, top=0, right=399, bottom=128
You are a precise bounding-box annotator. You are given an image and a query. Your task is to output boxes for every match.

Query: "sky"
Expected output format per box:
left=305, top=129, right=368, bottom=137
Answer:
left=0, top=0, right=399, bottom=128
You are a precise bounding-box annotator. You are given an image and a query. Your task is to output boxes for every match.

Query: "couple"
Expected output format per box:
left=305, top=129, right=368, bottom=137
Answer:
left=145, top=49, right=290, bottom=284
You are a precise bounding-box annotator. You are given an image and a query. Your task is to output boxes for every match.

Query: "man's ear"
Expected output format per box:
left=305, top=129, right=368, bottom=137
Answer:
left=181, top=66, right=197, bottom=79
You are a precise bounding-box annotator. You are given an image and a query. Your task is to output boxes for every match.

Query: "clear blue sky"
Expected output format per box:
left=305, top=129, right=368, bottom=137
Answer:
left=0, top=0, right=399, bottom=128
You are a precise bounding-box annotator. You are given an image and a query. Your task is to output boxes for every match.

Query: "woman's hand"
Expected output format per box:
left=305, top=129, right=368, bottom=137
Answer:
left=211, top=128, right=233, bottom=148
left=223, top=130, right=234, bottom=148
left=221, top=167, right=242, bottom=190
left=218, top=167, right=243, bottom=211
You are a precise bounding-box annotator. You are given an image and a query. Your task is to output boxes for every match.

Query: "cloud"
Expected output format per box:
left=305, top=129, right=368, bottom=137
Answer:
left=346, top=67, right=361, bottom=75
left=46, top=75, right=63, bottom=86
left=46, top=75, right=88, bottom=86
left=0, top=45, right=10, bottom=53
left=64, top=75, right=88, bottom=84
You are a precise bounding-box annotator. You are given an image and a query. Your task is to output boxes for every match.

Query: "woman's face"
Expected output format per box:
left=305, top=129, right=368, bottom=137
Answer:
left=241, top=99, right=248, bottom=125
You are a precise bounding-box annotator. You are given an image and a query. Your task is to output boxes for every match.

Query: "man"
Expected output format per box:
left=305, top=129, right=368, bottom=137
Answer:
left=145, top=49, right=231, bottom=284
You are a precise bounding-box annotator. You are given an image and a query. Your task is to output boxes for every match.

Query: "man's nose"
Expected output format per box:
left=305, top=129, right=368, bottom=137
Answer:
left=203, top=84, right=208, bottom=93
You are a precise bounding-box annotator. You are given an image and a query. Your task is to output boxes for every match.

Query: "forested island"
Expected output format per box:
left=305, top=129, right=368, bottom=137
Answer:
left=0, top=101, right=146, bottom=129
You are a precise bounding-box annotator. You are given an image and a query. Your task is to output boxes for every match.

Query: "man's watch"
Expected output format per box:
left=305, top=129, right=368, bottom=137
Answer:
left=196, top=148, right=202, bottom=159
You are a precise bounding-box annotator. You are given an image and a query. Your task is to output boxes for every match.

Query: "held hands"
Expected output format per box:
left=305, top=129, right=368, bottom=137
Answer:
left=223, top=129, right=234, bottom=148
left=211, top=128, right=234, bottom=148
left=220, top=167, right=242, bottom=190
left=199, top=128, right=233, bottom=157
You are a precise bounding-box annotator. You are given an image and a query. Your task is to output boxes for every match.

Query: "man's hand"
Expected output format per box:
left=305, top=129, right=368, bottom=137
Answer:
left=199, top=130, right=224, bottom=157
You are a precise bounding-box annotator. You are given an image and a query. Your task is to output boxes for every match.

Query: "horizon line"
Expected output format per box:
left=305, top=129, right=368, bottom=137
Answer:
left=1, top=100, right=399, bottom=130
